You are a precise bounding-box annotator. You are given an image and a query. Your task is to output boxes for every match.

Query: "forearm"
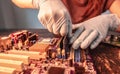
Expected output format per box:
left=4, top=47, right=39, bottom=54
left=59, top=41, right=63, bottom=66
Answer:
left=12, top=0, right=34, bottom=8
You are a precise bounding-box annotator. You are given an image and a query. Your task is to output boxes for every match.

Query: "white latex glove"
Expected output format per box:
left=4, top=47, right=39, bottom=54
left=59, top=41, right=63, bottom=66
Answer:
left=70, top=14, right=120, bottom=49
left=32, top=0, right=72, bottom=36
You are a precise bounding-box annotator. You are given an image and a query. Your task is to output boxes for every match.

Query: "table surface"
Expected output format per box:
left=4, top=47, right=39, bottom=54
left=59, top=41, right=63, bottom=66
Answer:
left=0, top=29, right=120, bottom=74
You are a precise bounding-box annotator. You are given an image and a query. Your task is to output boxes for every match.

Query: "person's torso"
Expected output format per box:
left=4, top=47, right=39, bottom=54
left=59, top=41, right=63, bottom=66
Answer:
left=61, top=0, right=114, bottom=24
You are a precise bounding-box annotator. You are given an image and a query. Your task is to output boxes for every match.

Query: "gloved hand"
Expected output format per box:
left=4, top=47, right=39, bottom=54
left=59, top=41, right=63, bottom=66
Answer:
left=32, top=0, right=72, bottom=36
left=70, top=14, right=120, bottom=49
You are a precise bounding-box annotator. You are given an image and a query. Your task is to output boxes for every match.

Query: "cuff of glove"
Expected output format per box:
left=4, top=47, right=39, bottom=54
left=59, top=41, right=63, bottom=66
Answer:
left=109, top=14, right=120, bottom=31
left=32, top=0, right=47, bottom=9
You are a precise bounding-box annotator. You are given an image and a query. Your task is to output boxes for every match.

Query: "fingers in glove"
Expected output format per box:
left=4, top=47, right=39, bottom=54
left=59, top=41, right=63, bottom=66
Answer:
left=38, top=10, right=55, bottom=32
left=90, top=35, right=103, bottom=49
left=43, top=12, right=56, bottom=33
left=38, top=11, right=48, bottom=28
left=53, top=15, right=66, bottom=35
left=72, top=29, right=93, bottom=49
left=70, top=26, right=84, bottom=44
left=60, top=21, right=68, bottom=36
left=72, top=23, right=83, bottom=30
left=46, top=16, right=54, bottom=32
left=39, top=17, right=47, bottom=28
left=81, top=30, right=99, bottom=49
